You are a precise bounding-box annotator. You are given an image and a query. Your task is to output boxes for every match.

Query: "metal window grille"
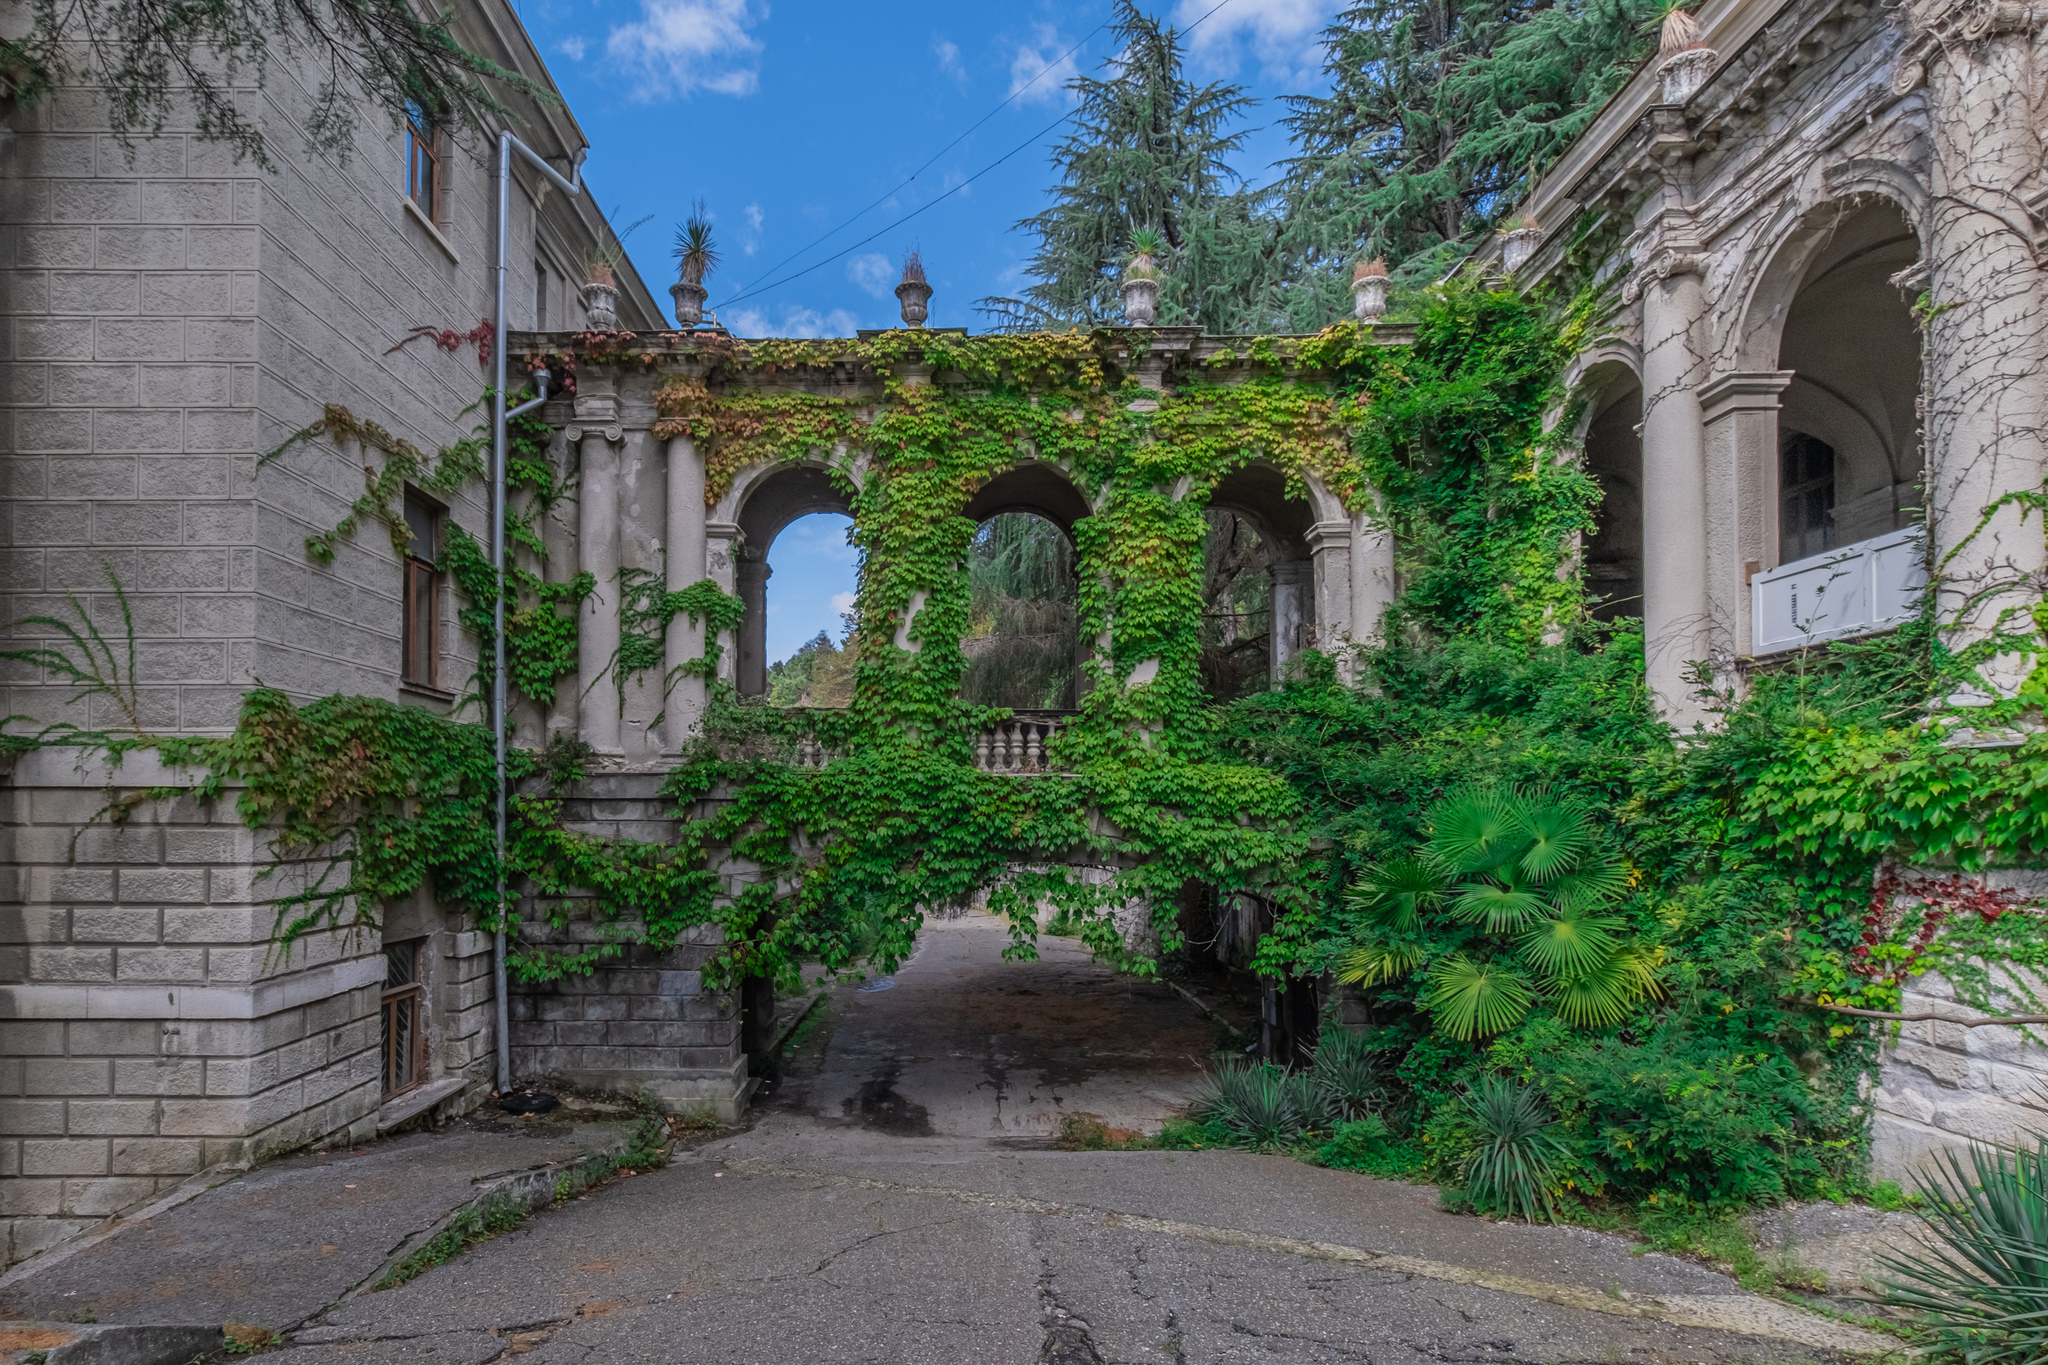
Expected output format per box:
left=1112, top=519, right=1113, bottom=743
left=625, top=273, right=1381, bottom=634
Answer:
left=381, top=940, right=428, bottom=1098
left=405, top=103, right=439, bottom=223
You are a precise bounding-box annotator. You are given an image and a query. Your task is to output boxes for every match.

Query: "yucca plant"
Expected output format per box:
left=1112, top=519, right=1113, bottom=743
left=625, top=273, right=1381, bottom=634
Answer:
left=1311, top=1027, right=1393, bottom=1121
left=672, top=200, right=719, bottom=285
left=1460, top=1076, right=1566, bottom=1223
left=1190, top=1061, right=1324, bottom=1145
left=1881, top=1138, right=2048, bottom=1364
left=1125, top=227, right=1165, bottom=279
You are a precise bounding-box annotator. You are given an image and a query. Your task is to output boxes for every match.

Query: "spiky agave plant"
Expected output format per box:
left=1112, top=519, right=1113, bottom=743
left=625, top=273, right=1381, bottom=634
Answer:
left=1310, top=1027, right=1393, bottom=1122
left=672, top=199, right=719, bottom=285
left=1881, top=1138, right=2048, bottom=1364
left=1460, top=1076, right=1566, bottom=1223
left=1125, top=227, right=1166, bottom=279
left=1190, top=1061, right=1324, bottom=1145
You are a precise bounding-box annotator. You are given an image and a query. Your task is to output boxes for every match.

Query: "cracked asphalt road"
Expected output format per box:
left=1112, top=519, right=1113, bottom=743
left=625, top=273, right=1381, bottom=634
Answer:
left=253, top=914, right=1888, bottom=1364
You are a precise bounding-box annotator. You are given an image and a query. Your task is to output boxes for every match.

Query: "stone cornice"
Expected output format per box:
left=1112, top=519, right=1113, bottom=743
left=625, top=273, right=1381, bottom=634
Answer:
left=1700, top=369, right=1796, bottom=421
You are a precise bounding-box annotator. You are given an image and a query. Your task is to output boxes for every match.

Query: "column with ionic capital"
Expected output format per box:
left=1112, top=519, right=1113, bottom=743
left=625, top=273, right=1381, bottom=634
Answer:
left=1268, top=559, right=1311, bottom=685
left=1700, top=371, right=1793, bottom=664
left=1915, top=2, right=2048, bottom=697
left=1636, top=244, right=1712, bottom=726
left=572, top=409, right=624, bottom=756
left=663, top=434, right=708, bottom=753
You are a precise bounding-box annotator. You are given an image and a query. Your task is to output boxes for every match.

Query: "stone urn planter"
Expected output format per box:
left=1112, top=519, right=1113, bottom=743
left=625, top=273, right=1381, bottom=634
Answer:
left=672, top=279, right=708, bottom=328
left=1351, top=258, right=1388, bottom=321
left=582, top=264, right=618, bottom=330
left=894, top=251, right=932, bottom=328
left=1500, top=225, right=1542, bottom=274
left=1121, top=275, right=1159, bottom=326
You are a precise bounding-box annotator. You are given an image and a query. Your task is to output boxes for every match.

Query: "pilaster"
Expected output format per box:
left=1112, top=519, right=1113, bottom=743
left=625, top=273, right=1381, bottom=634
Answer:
left=1700, top=370, right=1794, bottom=663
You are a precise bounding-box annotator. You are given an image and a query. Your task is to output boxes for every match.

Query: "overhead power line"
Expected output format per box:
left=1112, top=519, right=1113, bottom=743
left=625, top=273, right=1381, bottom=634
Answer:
left=708, top=0, right=1237, bottom=317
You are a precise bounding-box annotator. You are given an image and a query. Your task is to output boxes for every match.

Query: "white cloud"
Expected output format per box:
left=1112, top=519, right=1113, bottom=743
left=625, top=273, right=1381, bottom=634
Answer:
left=830, top=590, right=857, bottom=617
left=557, top=35, right=587, bottom=61
left=606, top=0, right=764, bottom=101
left=1009, top=25, right=1079, bottom=104
left=848, top=253, right=894, bottom=298
left=725, top=304, right=862, bottom=339
left=933, top=37, right=967, bottom=85
left=1174, top=0, right=1333, bottom=80
left=742, top=202, right=763, bottom=255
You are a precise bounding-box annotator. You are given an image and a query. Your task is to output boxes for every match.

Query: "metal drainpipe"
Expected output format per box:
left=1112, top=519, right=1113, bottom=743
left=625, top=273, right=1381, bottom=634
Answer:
left=492, top=131, right=583, bottom=1095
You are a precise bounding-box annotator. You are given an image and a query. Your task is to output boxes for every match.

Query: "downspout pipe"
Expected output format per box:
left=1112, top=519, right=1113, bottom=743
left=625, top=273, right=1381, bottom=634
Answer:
left=493, top=131, right=583, bottom=1097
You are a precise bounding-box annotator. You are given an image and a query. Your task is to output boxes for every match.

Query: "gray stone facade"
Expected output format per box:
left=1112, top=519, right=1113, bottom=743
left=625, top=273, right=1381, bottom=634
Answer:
left=0, top=0, right=663, bottom=1264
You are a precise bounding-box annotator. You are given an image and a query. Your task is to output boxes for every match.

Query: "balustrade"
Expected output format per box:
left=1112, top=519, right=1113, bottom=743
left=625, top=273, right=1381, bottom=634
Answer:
left=972, top=711, right=1073, bottom=774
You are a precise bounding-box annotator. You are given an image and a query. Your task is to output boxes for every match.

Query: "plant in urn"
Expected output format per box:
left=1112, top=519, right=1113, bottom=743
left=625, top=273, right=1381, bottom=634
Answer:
left=1121, top=228, right=1164, bottom=326
left=895, top=251, right=932, bottom=327
left=1351, top=256, right=1389, bottom=321
left=671, top=199, right=718, bottom=329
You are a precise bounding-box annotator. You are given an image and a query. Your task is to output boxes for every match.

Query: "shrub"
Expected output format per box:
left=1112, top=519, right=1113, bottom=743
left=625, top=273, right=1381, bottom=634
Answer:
left=1311, top=1027, right=1392, bottom=1121
left=1881, top=1138, right=2048, bottom=1364
left=1190, top=1061, right=1325, bottom=1145
left=1316, top=1115, right=1427, bottom=1179
left=1459, top=1076, right=1565, bottom=1223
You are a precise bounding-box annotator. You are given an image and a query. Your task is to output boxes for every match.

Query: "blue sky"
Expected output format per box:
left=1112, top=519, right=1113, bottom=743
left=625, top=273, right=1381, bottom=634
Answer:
left=522, top=0, right=1343, bottom=659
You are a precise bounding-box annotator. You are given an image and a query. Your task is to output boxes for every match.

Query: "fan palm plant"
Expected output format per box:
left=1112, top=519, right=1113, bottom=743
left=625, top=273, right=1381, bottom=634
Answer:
left=1339, top=787, right=1659, bottom=1041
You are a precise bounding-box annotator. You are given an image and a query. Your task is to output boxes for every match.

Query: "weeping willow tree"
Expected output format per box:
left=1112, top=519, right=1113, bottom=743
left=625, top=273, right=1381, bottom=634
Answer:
left=960, top=514, right=1079, bottom=709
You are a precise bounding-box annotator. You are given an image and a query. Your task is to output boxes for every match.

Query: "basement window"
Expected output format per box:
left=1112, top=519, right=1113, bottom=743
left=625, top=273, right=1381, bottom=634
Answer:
left=381, top=939, right=428, bottom=1098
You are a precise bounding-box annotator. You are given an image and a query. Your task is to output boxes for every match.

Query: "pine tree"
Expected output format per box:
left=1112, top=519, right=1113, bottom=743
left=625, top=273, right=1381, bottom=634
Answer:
left=1282, top=0, right=1662, bottom=269
left=979, top=0, right=1263, bottom=331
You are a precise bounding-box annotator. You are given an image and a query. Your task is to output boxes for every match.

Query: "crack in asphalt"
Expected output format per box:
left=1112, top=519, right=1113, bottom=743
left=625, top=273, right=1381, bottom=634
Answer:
left=716, top=1158, right=1896, bottom=1356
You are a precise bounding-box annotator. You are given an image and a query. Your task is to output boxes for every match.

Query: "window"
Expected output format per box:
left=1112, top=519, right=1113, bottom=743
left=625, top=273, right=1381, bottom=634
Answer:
left=402, top=489, right=442, bottom=690
left=1780, top=432, right=1837, bottom=563
left=535, top=259, right=549, bottom=330
left=381, top=939, right=428, bottom=1097
left=405, top=102, right=439, bottom=223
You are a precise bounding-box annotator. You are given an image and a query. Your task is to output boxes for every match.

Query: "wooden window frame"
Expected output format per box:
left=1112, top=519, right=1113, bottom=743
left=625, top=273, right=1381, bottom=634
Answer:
left=1779, top=432, right=1837, bottom=564
left=402, top=489, right=444, bottom=693
left=405, top=102, right=441, bottom=227
left=381, top=939, right=429, bottom=1099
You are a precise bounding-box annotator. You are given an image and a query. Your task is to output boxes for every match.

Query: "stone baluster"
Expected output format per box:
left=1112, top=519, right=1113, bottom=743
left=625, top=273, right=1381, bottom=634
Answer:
left=975, top=730, right=992, bottom=771
left=1025, top=723, right=1043, bottom=772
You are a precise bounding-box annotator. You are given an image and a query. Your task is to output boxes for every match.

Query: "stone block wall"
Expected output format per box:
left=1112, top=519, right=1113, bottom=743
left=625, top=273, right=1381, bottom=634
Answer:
left=0, top=749, right=388, bottom=1264
left=509, top=773, right=747, bottom=1120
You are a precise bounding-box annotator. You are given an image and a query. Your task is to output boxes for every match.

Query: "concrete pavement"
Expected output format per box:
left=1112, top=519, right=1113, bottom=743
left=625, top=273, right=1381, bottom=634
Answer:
left=1, top=913, right=1902, bottom=1363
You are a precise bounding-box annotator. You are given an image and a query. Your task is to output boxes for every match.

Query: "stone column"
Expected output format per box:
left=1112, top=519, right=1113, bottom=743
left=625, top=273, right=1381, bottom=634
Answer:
left=617, top=428, right=667, bottom=763
left=735, top=556, right=771, bottom=697
left=1269, top=559, right=1310, bottom=685
left=575, top=423, right=623, bottom=756
left=1700, top=371, right=1794, bottom=661
left=1920, top=13, right=2048, bottom=698
left=1637, top=249, right=1713, bottom=726
left=704, top=522, right=741, bottom=689
left=664, top=435, right=708, bottom=753
left=1306, top=521, right=1353, bottom=651
left=538, top=420, right=578, bottom=747
left=1350, top=512, right=1397, bottom=648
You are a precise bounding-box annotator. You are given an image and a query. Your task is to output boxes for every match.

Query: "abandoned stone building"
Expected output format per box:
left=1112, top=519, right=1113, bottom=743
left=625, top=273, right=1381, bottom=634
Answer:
left=1501, top=0, right=2048, bottom=1174
left=2, top=0, right=2046, bottom=1271
left=0, top=0, right=661, bottom=1263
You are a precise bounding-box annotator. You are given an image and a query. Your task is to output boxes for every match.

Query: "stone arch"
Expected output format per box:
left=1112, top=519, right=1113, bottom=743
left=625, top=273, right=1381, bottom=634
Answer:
left=1574, top=357, right=1645, bottom=621
left=724, top=460, right=858, bottom=698
left=961, top=461, right=1093, bottom=709
left=963, top=460, right=1093, bottom=539
left=1731, top=195, right=1924, bottom=564
left=1204, top=461, right=1317, bottom=689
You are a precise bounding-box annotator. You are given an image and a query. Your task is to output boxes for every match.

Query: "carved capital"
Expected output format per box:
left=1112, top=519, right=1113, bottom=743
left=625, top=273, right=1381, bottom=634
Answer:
left=562, top=423, right=624, bottom=444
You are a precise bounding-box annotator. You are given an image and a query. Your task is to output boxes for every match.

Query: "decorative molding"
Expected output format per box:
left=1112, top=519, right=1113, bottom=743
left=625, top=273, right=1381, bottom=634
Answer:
left=1700, top=369, right=1796, bottom=423
left=563, top=423, right=623, bottom=444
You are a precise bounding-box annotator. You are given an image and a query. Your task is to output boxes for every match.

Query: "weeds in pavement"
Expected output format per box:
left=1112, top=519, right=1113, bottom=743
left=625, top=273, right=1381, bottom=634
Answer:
left=376, top=1193, right=532, bottom=1290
